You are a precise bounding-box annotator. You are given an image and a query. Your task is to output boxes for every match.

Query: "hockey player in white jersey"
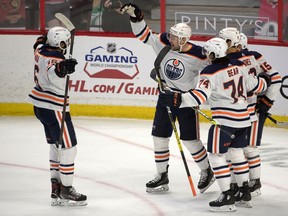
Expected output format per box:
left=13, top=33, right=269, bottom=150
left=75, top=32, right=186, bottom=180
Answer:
left=163, top=37, right=271, bottom=211
left=219, top=28, right=282, bottom=197
left=26, top=27, right=87, bottom=206
left=121, top=3, right=215, bottom=194
left=218, top=27, right=262, bottom=197
left=239, top=32, right=282, bottom=196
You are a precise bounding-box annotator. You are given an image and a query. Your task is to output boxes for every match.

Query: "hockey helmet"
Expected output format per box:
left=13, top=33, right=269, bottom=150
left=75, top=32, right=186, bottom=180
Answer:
left=202, top=37, right=227, bottom=60
left=239, top=33, right=248, bottom=49
left=170, top=22, right=192, bottom=39
left=168, top=23, right=192, bottom=51
left=47, top=26, right=71, bottom=50
left=218, top=27, right=241, bottom=48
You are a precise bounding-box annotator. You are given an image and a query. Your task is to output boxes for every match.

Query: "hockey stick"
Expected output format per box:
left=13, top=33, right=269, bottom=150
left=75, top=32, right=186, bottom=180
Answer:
left=267, top=113, right=288, bottom=128
left=190, top=107, right=235, bottom=139
left=55, top=13, right=76, bottom=161
left=150, top=67, right=235, bottom=139
left=55, top=13, right=75, bottom=59
left=154, top=45, right=197, bottom=196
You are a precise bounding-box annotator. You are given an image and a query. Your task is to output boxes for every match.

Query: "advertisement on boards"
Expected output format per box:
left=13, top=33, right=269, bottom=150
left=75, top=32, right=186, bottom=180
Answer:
left=69, top=36, right=158, bottom=105
left=0, top=35, right=287, bottom=115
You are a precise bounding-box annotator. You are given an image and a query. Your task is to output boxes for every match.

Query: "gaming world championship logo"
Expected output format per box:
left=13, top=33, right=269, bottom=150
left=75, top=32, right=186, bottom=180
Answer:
left=84, top=43, right=139, bottom=79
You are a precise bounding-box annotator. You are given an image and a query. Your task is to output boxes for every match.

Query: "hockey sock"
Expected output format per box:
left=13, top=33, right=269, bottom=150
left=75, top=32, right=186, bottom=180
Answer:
left=182, top=140, right=209, bottom=170
left=60, top=146, right=77, bottom=186
left=153, top=136, right=170, bottom=173
left=228, top=148, right=249, bottom=186
left=209, top=153, right=231, bottom=192
left=225, top=153, right=236, bottom=184
left=50, top=144, right=60, bottom=181
left=244, top=146, right=261, bottom=179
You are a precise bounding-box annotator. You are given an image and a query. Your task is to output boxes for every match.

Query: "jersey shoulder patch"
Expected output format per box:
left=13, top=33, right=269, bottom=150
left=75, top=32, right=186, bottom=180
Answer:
left=229, top=58, right=245, bottom=66
left=160, top=33, right=170, bottom=45
left=242, top=49, right=262, bottom=60
left=39, top=45, right=65, bottom=59
left=227, top=52, right=243, bottom=59
left=185, top=42, right=207, bottom=60
left=200, top=63, right=227, bottom=75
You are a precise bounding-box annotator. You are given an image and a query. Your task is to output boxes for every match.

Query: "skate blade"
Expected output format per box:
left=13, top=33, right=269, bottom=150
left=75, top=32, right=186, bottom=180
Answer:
left=57, top=199, right=88, bottom=206
left=146, top=185, right=169, bottom=193
left=210, top=204, right=237, bottom=212
left=251, top=189, right=261, bottom=197
left=199, top=176, right=216, bottom=193
left=51, top=198, right=59, bottom=206
left=236, top=200, right=252, bottom=208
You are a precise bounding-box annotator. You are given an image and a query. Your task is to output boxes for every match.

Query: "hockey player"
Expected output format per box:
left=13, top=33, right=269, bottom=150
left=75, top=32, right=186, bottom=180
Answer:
left=26, top=27, right=87, bottom=206
left=163, top=37, right=270, bottom=211
left=239, top=32, right=282, bottom=196
left=218, top=27, right=262, bottom=197
left=219, top=28, right=282, bottom=197
left=121, top=3, right=215, bottom=193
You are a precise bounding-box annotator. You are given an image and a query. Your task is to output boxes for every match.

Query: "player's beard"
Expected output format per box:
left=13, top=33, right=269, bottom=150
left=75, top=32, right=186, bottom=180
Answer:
left=170, top=44, right=180, bottom=52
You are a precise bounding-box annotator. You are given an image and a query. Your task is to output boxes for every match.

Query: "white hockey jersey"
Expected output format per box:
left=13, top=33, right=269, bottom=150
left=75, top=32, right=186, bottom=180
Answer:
left=180, top=59, right=269, bottom=128
left=227, top=51, right=261, bottom=122
left=26, top=44, right=69, bottom=111
left=131, top=20, right=209, bottom=92
left=242, top=49, right=282, bottom=101
left=228, top=50, right=282, bottom=122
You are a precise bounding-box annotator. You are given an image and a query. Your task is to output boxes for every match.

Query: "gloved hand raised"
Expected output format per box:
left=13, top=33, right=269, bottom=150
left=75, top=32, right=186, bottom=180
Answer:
left=256, top=95, right=273, bottom=114
left=163, top=89, right=182, bottom=108
left=121, top=3, right=144, bottom=22
left=55, top=58, right=78, bottom=78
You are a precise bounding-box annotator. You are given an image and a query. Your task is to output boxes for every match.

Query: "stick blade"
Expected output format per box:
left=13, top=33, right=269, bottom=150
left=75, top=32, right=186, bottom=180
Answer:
left=55, top=13, right=75, bottom=31
left=268, top=114, right=288, bottom=128
left=276, top=121, right=288, bottom=128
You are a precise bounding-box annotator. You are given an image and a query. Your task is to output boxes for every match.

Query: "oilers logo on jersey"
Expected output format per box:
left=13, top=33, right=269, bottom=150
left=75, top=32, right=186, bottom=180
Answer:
left=164, top=58, right=185, bottom=80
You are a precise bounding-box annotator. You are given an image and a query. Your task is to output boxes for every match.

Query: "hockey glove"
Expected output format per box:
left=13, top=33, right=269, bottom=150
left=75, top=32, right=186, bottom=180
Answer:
left=164, top=90, right=182, bottom=108
left=55, top=58, right=78, bottom=78
left=120, top=3, right=144, bottom=22
left=258, top=72, right=271, bottom=87
left=256, top=95, right=273, bottom=114
left=33, top=34, right=47, bottom=50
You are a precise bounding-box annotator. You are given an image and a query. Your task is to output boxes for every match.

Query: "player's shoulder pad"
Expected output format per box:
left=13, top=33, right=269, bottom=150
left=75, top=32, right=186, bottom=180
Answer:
left=242, top=49, right=262, bottom=60
left=160, top=33, right=170, bottom=45
left=227, top=52, right=243, bottom=60
left=200, top=64, right=226, bottom=75
left=185, top=42, right=207, bottom=60
left=229, top=58, right=245, bottom=66
left=39, top=45, right=65, bottom=59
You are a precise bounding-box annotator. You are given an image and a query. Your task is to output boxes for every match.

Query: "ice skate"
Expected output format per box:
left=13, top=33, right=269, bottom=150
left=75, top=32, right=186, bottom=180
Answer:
left=198, top=166, right=215, bottom=193
left=209, top=189, right=237, bottom=212
left=248, top=178, right=261, bottom=197
left=146, top=167, right=169, bottom=193
left=51, top=178, right=60, bottom=206
left=230, top=183, right=239, bottom=196
left=58, top=184, right=87, bottom=206
left=235, top=181, right=252, bottom=208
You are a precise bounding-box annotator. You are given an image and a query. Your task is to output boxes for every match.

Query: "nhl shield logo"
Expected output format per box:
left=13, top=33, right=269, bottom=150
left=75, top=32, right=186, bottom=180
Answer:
left=107, top=43, right=116, bottom=53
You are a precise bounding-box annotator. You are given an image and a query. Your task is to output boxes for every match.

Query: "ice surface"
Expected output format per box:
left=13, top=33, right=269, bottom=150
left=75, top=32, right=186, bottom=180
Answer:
left=0, top=116, right=287, bottom=216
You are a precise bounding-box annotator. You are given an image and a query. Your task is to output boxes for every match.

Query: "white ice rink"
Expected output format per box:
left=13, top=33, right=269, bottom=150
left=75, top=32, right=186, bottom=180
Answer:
left=0, top=116, right=287, bottom=216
